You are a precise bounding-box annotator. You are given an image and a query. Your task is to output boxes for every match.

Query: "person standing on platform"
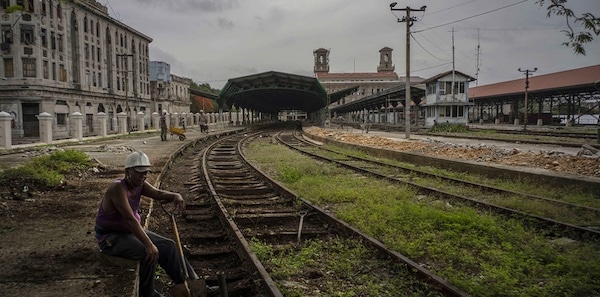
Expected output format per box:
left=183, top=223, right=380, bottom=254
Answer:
left=160, top=110, right=168, bottom=141
left=198, top=110, right=208, bottom=134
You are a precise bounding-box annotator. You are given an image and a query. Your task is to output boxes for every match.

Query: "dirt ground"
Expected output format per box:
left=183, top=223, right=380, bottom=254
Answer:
left=0, top=131, right=204, bottom=297
left=0, top=126, right=598, bottom=297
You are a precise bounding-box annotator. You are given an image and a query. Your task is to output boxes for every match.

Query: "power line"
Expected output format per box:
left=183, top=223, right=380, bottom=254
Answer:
left=414, top=0, right=529, bottom=33
left=410, top=34, right=448, bottom=61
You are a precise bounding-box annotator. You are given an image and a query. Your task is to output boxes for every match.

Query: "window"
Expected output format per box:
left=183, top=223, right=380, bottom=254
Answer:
left=59, top=64, right=66, bottom=82
left=41, top=28, right=47, bottom=47
left=56, top=113, right=66, bottom=126
left=1, top=25, right=12, bottom=44
left=83, top=16, right=88, bottom=33
left=43, top=60, right=49, bottom=79
left=84, top=44, right=89, bottom=59
left=52, top=62, right=56, bottom=80
left=1, top=0, right=9, bottom=9
left=20, top=25, right=34, bottom=45
left=3, top=58, right=14, bottom=77
left=427, top=83, right=436, bottom=95
left=19, top=0, right=34, bottom=12
left=57, top=34, right=63, bottom=52
left=50, top=31, right=56, bottom=49
left=86, top=114, right=93, bottom=132
left=22, top=58, right=36, bottom=77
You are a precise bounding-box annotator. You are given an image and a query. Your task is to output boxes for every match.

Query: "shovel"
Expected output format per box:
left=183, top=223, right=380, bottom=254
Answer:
left=161, top=203, right=207, bottom=297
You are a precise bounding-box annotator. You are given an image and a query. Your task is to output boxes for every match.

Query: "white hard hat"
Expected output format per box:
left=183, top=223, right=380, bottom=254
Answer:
left=125, top=151, right=152, bottom=172
left=200, top=110, right=204, bottom=113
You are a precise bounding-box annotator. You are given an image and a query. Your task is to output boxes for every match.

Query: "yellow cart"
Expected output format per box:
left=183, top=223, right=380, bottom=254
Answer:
left=169, top=126, right=186, bottom=141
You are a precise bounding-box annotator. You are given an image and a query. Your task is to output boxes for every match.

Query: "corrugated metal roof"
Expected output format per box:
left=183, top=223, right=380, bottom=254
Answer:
left=422, top=70, right=476, bottom=84
left=470, top=64, right=600, bottom=99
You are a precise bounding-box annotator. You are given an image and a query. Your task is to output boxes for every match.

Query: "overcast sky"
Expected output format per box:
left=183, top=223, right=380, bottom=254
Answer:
left=105, top=0, right=600, bottom=89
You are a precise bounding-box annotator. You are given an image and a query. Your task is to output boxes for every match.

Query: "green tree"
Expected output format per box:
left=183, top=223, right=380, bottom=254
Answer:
left=538, top=0, right=600, bottom=55
left=189, top=82, right=220, bottom=113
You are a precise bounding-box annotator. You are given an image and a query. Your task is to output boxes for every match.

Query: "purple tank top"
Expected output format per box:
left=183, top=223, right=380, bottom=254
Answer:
left=95, top=179, right=142, bottom=234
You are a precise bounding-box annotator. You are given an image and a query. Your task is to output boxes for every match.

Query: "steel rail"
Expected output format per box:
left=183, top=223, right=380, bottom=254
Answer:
left=276, top=130, right=600, bottom=242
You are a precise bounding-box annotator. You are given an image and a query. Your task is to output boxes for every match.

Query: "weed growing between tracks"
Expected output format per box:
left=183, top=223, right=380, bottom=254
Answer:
left=244, top=139, right=600, bottom=296
left=250, top=237, right=436, bottom=296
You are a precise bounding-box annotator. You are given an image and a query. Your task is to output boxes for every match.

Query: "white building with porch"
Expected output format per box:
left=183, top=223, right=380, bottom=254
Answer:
left=422, top=71, right=475, bottom=127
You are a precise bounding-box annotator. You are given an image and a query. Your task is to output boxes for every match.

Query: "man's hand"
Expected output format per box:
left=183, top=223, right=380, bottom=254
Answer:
left=173, top=194, right=185, bottom=213
left=145, top=243, right=159, bottom=264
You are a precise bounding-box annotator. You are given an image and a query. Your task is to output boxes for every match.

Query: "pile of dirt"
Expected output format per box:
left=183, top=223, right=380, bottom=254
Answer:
left=305, top=127, right=600, bottom=179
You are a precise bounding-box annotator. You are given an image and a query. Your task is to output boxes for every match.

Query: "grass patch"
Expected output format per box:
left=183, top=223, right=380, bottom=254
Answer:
left=0, top=149, right=93, bottom=190
left=244, top=139, right=600, bottom=297
left=250, top=237, right=439, bottom=296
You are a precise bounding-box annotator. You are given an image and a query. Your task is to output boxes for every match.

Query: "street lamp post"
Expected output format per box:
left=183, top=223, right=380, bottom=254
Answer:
left=390, top=2, right=426, bottom=139
left=518, top=67, right=537, bottom=131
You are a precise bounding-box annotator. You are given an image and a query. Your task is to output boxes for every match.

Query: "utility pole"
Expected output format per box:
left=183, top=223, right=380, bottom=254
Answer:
left=594, top=80, right=599, bottom=144
left=116, top=53, right=134, bottom=132
left=518, top=67, right=537, bottom=131
left=390, top=2, right=426, bottom=139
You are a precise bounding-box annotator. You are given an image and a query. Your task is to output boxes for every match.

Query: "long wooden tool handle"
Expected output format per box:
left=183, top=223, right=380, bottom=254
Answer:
left=171, top=214, right=192, bottom=297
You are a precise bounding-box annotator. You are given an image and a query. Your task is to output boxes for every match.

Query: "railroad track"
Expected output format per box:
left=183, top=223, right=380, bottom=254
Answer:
left=158, top=129, right=469, bottom=296
left=275, top=129, right=600, bottom=242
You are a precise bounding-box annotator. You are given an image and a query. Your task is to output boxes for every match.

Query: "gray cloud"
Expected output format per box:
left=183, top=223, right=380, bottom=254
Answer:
left=122, top=0, right=240, bottom=13
left=108, top=0, right=600, bottom=89
left=217, top=17, right=234, bottom=30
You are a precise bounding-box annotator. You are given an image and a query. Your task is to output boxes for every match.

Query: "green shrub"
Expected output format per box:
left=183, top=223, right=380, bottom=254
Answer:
left=0, top=150, right=92, bottom=189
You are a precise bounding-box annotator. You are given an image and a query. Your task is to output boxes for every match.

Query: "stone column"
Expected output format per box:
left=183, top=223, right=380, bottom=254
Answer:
left=537, top=118, right=543, bottom=126
left=71, top=112, right=84, bottom=141
left=37, top=112, right=53, bottom=144
left=117, top=112, right=127, bottom=134
left=137, top=112, right=145, bottom=132
left=97, top=112, right=108, bottom=137
left=0, top=111, right=13, bottom=149
left=172, top=112, right=179, bottom=127
left=152, top=112, right=160, bottom=130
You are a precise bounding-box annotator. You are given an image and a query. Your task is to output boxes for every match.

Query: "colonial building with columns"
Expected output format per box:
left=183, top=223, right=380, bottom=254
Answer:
left=0, top=0, right=167, bottom=141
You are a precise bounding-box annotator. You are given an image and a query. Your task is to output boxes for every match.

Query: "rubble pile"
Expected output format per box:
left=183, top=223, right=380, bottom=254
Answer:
left=305, top=127, right=600, bottom=178
left=96, top=144, right=136, bottom=153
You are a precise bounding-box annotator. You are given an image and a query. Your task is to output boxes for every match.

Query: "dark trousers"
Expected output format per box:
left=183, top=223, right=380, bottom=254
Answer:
left=99, top=230, right=198, bottom=297
left=161, top=127, right=168, bottom=141
left=200, top=124, right=208, bottom=133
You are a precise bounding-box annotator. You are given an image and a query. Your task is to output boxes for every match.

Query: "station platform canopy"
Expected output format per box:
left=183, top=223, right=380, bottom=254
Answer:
left=329, top=84, right=426, bottom=113
left=218, top=71, right=328, bottom=114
